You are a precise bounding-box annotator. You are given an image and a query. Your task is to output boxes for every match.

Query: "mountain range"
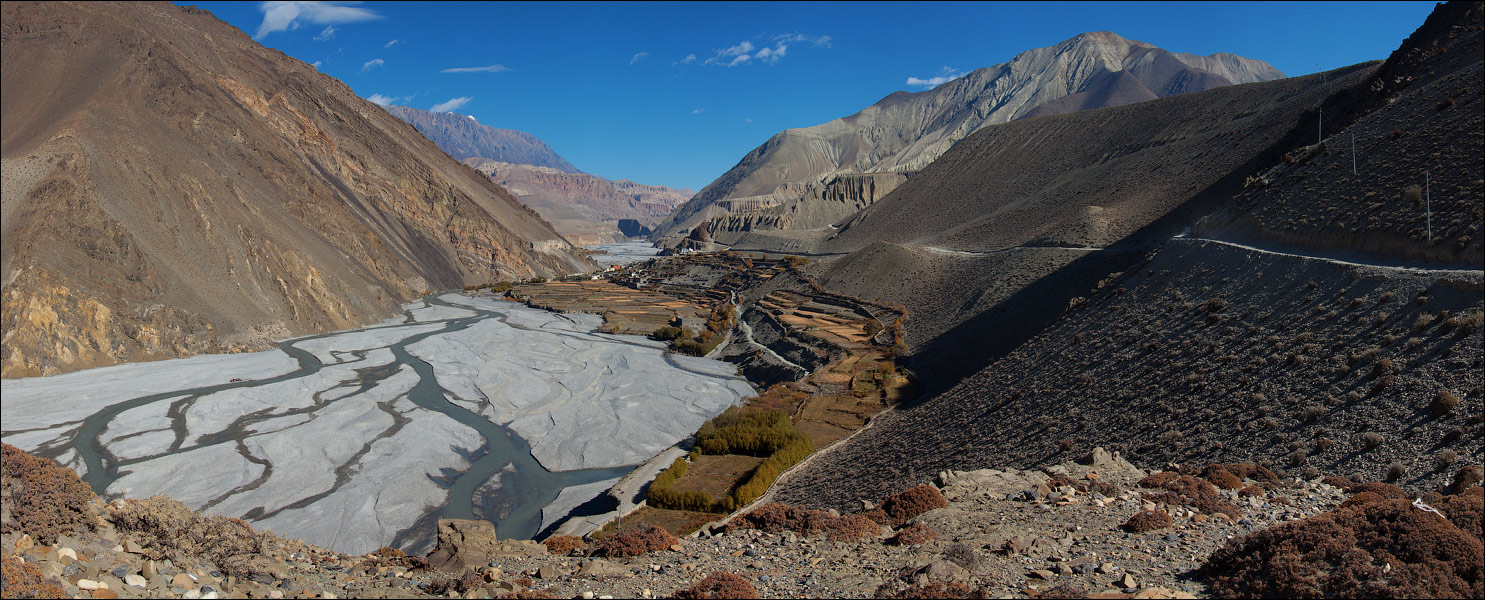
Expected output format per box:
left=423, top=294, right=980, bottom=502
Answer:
left=385, top=105, right=693, bottom=244
left=655, top=31, right=1284, bottom=243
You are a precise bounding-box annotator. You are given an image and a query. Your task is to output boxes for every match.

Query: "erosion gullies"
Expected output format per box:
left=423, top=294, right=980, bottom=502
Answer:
left=0, top=2, right=593, bottom=379
left=0, top=293, right=754, bottom=554
left=656, top=30, right=1283, bottom=242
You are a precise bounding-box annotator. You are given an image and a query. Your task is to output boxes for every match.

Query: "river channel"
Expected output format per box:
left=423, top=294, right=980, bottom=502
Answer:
left=0, top=292, right=754, bottom=554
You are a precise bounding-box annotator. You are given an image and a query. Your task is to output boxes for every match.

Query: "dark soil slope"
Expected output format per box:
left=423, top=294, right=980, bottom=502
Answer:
left=0, top=2, right=593, bottom=377
left=1202, top=1, right=1484, bottom=265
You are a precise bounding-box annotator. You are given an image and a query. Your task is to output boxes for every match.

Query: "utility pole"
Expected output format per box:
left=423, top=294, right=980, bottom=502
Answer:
left=1317, top=107, right=1323, bottom=145
left=1351, top=131, right=1357, bottom=175
left=1425, top=171, right=1432, bottom=244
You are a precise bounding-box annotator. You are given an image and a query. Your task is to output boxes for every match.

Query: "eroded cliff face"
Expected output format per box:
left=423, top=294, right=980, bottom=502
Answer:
left=657, top=31, right=1284, bottom=241
left=0, top=1, right=593, bottom=377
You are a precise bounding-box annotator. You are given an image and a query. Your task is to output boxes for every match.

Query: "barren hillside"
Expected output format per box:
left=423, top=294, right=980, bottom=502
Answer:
left=0, top=1, right=593, bottom=377
left=466, top=158, right=692, bottom=245
left=383, top=105, right=581, bottom=173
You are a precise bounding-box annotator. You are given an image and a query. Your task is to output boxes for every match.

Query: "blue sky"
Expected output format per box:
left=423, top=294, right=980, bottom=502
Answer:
left=183, top=1, right=1436, bottom=191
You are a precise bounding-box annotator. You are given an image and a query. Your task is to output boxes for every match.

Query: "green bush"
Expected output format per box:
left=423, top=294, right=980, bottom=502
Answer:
left=646, top=457, right=731, bottom=513
left=696, top=409, right=804, bottom=456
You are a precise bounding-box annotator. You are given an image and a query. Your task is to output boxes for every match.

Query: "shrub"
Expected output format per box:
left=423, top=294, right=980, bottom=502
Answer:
left=879, top=485, right=948, bottom=526
left=1436, top=450, right=1460, bottom=470
left=1349, top=482, right=1409, bottom=500
left=673, top=572, right=758, bottom=599
left=542, top=535, right=586, bottom=556
left=0, top=444, right=98, bottom=545
left=1139, top=472, right=1243, bottom=518
left=590, top=523, right=677, bottom=558
left=0, top=553, right=65, bottom=599
left=1433, top=390, right=1462, bottom=417
left=1338, top=491, right=1386, bottom=510
left=1361, top=432, right=1384, bottom=450
left=1207, top=463, right=1278, bottom=482
left=861, top=508, right=890, bottom=525
left=1199, top=495, right=1484, bottom=598
left=824, top=514, right=882, bottom=542
left=1438, top=97, right=1456, bottom=110
left=1386, top=462, right=1408, bottom=482
left=1124, top=510, right=1173, bottom=532
left=726, top=503, right=833, bottom=537
left=889, top=523, right=939, bottom=546
left=107, top=495, right=269, bottom=577
left=1449, top=465, right=1484, bottom=494
left=1206, top=469, right=1243, bottom=490
left=695, top=408, right=803, bottom=457
left=943, top=543, right=981, bottom=571
left=1388, top=128, right=1405, bottom=139
left=424, top=572, right=485, bottom=596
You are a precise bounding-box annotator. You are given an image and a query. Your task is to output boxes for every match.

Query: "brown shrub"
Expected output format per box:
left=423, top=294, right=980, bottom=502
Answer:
left=0, top=444, right=98, bottom=545
left=880, top=485, right=947, bottom=525
left=424, top=572, right=485, bottom=596
left=372, top=546, right=406, bottom=558
left=673, top=571, right=758, bottom=599
left=1238, top=485, right=1265, bottom=497
left=1200, top=496, right=1484, bottom=598
left=1435, top=487, right=1482, bottom=544
left=889, top=523, right=939, bottom=546
left=861, top=508, right=891, bottom=526
left=1141, top=473, right=1244, bottom=518
left=542, top=535, right=586, bottom=556
left=1206, top=469, right=1243, bottom=490
left=591, top=523, right=677, bottom=558
left=1124, top=510, right=1174, bottom=533
left=1433, top=390, right=1462, bottom=417
left=1320, top=476, right=1355, bottom=490
left=1449, top=465, right=1484, bottom=494
left=106, top=495, right=267, bottom=577
left=726, top=503, right=833, bottom=537
left=824, top=514, right=883, bottom=542
left=1349, top=482, right=1409, bottom=500
left=1338, top=491, right=1386, bottom=510
left=0, top=553, right=65, bottom=599
left=1039, top=584, right=1089, bottom=599
left=878, top=582, right=988, bottom=599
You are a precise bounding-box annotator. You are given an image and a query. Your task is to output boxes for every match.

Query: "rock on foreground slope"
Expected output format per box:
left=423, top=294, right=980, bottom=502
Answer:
left=0, top=2, right=593, bottom=377
left=656, top=31, right=1283, bottom=241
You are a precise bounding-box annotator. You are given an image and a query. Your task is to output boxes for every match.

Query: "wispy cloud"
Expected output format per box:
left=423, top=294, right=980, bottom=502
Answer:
left=361, top=58, right=384, bottom=73
left=254, top=1, right=381, bottom=40
left=906, top=66, right=964, bottom=89
left=693, top=33, right=830, bottom=67
left=366, top=93, right=397, bottom=106
left=311, top=60, right=323, bottom=70
left=439, top=64, right=511, bottom=73
left=673, top=53, right=697, bottom=66
left=692, top=108, right=705, bottom=114
left=430, top=96, right=473, bottom=112
left=630, top=51, right=650, bottom=65
left=743, top=117, right=752, bottom=123
left=384, top=39, right=400, bottom=48
left=313, top=25, right=336, bottom=41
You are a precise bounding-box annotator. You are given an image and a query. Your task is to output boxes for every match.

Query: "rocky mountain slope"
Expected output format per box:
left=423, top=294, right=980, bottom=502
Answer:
left=383, top=105, right=580, bottom=173
left=655, top=31, right=1283, bottom=241
left=466, top=159, right=692, bottom=245
left=0, top=1, right=593, bottom=378
left=770, top=1, right=1483, bottom=512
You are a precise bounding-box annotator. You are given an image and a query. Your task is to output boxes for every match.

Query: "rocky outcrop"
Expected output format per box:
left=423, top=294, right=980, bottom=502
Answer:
left=657, top=31, right=1283, bottom=241
left=701, top=172, right=907, bottom=237
left=0, top=2, right=593, bottom=377
left=426, top=519, right=547, bottom=572
left=384, top=105, right=580, bottom=173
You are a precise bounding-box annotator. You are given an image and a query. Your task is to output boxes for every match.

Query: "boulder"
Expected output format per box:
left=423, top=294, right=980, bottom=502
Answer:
left=426, top=519, right=547, bottom=571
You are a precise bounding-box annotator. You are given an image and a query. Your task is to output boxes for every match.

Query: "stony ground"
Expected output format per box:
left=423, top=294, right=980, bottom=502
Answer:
left=4, top=449, right=1359, bottom=599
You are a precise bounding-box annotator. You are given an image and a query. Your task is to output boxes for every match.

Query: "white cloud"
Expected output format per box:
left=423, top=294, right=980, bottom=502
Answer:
left=430, top=97, right=473, bottom=112
left=630, top=52, right=650, bottom=65
left=673, top=53, right=697, bottom=66
left=906, top=66, right=964, bottom=89
left=366, top=93, right=396, bottom=106
left=361, top=58, right=384, bottom=73
left=692, top=108, right=705, bottom=114
left=311, top=60, right=322, bottom=70
left=313, top=25, right=336, bottom=41
left=254, top=1, right=381, bottom=40
left=439, top=64, right=511, bottom=73
left=384, top=39, right=400, bottom=48
left=695, top=34, right=829, bottom=67
left=743, top=117, right=752, bottom=123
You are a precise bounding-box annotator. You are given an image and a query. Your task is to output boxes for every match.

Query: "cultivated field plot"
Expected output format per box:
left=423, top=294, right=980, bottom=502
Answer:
left=594, top=506, right=719, bottom=539
left=759, top=291, right=879, bottom=348
left=793, top=350, right=907, bottom=448
left=669, top=454, right=764, bottom=498
left=512, top=281, right=708, bottom=335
